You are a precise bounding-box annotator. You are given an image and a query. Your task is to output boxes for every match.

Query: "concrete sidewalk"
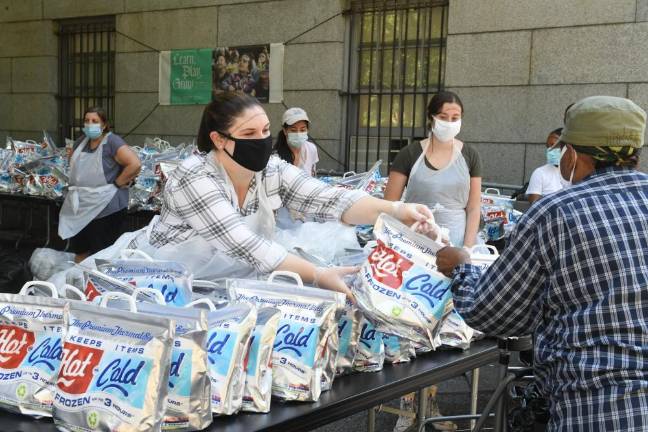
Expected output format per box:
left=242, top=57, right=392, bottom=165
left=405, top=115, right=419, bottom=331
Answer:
left=315, top=364, right=501, bottom=432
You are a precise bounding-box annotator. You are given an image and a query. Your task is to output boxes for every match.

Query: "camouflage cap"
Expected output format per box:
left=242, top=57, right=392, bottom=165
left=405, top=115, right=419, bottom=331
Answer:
left=560, top=96, right=646, bottom=148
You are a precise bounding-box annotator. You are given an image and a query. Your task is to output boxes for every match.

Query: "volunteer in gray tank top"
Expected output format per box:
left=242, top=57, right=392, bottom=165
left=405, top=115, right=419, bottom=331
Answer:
left=385, top=91, right=482, bottom=248
left=384, top=92, right=483, bottom=432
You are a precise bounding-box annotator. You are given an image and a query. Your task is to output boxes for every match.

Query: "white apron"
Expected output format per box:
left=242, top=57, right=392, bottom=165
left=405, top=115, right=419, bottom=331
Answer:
left=403, top=140, right=470, bottom=247
left=139, top=166, right=277, bottom=280
left=58, top=134, right=118, bottom=240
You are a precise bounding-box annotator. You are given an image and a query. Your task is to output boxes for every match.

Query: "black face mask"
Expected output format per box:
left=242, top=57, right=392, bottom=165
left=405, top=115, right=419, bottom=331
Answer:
left=218, top=131, right=273, bottom=172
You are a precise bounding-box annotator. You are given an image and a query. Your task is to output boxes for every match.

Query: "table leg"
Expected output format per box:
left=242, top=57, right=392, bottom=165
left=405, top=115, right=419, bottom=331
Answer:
left=417, top=388, right=428, bottom=431
left=493, top=350, right=510, bottom=432
left=470, top=368, right=480, bottom=429
left=367, top=406, right=376, bottom=432
left=44, top=203, right=51, bottom=248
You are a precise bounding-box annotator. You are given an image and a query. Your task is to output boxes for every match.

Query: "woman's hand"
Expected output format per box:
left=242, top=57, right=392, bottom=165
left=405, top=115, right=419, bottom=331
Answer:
left=314, top=266, right=358, bottom=303
left=392, top=201, right=434, bottom=226
left=415, top=221, right=451, bottom=245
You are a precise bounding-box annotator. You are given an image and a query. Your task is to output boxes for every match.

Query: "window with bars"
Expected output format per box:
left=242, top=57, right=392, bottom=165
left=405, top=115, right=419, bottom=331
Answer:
left=345, top=0, right=448, bottom=173
left=58, top=16, right=116, bottom=143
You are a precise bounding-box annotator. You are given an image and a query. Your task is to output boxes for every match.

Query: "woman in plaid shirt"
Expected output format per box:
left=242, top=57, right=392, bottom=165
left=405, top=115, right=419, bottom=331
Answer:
left=149, top=92, right=437, bottom=298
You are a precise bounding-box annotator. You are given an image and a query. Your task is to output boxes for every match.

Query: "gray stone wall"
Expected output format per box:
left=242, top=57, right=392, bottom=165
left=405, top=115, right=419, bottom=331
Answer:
left=0, top=0, right=347, bottom=169
left=0, top=3, right=58, bottom=144
left=447, top=0, right=648, bottom=184
left=2, top=0, right=648, bottom=177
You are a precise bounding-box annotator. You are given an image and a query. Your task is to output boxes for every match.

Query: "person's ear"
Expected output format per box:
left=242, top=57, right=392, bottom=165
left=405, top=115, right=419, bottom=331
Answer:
left=209, top=131, right=227, bottom=151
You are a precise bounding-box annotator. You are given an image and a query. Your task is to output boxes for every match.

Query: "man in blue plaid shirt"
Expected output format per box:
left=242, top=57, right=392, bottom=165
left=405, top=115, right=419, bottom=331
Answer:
left=437, top=96, right=648, bottom=431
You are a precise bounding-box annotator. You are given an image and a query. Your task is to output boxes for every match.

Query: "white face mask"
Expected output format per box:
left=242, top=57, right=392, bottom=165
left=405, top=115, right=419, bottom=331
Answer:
left=559, top=145, right=577, bottom=185
left=431, top=117, right=461, bottom=143
left=287, top=131, right=308, bottom=149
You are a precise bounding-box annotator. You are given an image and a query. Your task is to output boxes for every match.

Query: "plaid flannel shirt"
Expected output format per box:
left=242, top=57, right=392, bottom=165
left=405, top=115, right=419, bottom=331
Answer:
left=450, top=167, right=648, bottom=431
left=149, top=153, right=366, bottom=273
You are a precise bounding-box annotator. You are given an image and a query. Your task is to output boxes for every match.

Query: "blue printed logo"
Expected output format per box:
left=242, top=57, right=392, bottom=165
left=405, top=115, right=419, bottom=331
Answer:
left=382, top=334, right=400, bottom=352
left=246, top=332, right=260, bottom=378
left=206, top=330, right=235, bottom=376
left=337, top=318, right=351, bottom=356
left=25, top=336, right=62, bottom=372
left=359, top=322, right=382, bottom=353
left=403, top=268, right=452, bottom=318
left=168, top=348, right=192, bottom=397
left=120, top=275, right=188, bottom=306
left=90, top=354, right=152, bottom=408
left=143, top=280, right=184, bottom=306
left=273, top=321, right=318, bottom=367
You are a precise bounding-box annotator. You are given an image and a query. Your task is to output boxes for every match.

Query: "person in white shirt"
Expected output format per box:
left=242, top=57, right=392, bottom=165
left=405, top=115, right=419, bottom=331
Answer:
left=526, top=128, right=568, bottom=203
left=273, top=107, right=319, bottom=176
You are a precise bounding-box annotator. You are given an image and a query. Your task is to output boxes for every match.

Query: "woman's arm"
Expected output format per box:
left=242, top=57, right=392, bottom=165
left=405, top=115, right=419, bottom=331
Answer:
left=114, top=145, right=142, bottom=187
left=463, top=177, right=482, bottom=247
left=275, top=254, right=356, bottom=299
left=383, top=171, right=408, bottom=201
left=341, top=195, right=433, bottom=229
left=278, top=159, right=430, bottom=227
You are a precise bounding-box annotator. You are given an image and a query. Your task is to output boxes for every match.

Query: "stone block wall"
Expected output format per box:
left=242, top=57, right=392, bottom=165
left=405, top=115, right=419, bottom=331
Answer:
left=446, top=0, right=648, bottom=184
left=0, top=0, right=347, bottom=169
left=0, top=4, right=59, bottom=144
left=2, top=0, right=648, bottom=177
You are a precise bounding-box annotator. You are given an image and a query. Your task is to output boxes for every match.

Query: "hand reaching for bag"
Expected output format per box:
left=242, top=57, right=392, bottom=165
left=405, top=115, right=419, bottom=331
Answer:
left=391, top=201, right=434, bottom=226
left=314, top=266, right=358, bottom=303
left=436, top=246, right=471, bottom=277
left=395, top=202, right=451, bottom=245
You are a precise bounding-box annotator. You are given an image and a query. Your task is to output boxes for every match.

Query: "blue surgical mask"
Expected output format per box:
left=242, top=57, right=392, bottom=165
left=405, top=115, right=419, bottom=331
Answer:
left=287, top=132, right=308, bottom=149
left=546, top=148, right=561, bottom=166
left=83, top=123, right=103, bottom=139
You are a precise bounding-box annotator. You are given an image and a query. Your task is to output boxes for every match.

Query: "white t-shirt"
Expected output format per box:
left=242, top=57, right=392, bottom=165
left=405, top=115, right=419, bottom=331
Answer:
left=526, top=164, right=567, bottom=197
left=297, top=141, right=319, bottom=176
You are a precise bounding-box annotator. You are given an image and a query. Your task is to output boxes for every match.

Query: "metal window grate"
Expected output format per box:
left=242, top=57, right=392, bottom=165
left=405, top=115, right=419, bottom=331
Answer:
left=345, top=0, right=448, bottom=173
left=58, top=16, right=116, bottom=143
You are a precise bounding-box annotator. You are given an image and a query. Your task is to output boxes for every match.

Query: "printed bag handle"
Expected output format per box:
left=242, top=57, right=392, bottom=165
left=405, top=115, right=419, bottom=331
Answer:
left=99, top=292, right=137, bottom=312
left=342, top=171, right=357, bottom=178
left=132, top=287, right=165, bottom=305
left=410, top=220, right=449, bottom=247
left=192, top=279, right=219, bottom=288
left=19, top=281, right=59, bottom=298
left=63, top=284, right=87, bottom=301
left=483, top=188, right=501, bottom=195
left=469, top=244, right=500, bottom=256
left=119, top=249, right=154, bottom=261
left=267, top=271, right=304, bottom=287
left=185, top=298, right=217, bottom=311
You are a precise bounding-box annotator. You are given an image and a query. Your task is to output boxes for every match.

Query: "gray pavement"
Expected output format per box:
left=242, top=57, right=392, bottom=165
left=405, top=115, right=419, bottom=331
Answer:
left=314, top=364, right=501, bottom=432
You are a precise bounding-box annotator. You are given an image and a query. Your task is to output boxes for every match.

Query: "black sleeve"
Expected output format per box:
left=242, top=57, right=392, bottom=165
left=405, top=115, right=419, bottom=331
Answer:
left=463, top=144, right=483, bottom=178
left=389, top=142, right=420, bottom=176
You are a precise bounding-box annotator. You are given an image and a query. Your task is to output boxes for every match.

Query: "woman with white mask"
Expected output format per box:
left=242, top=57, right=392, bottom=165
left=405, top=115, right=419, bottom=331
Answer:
left=386, top=92, right=481, bottom=431
left=273, top=107, right=319, bottom=176
left=384, top=91, right=482, bottom=248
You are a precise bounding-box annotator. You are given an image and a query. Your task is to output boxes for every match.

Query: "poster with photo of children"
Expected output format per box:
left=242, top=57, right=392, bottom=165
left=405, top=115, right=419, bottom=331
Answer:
left=212, top=45, right=270, bottom=102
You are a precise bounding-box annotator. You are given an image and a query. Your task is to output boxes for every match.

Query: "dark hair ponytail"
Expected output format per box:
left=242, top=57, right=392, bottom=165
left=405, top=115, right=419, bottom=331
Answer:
left=273, top=127, right=294, bottom=164
left=426, top=91, right=464, bottom=126
left=197, top=92, right=262, bottom=153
